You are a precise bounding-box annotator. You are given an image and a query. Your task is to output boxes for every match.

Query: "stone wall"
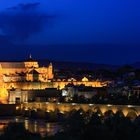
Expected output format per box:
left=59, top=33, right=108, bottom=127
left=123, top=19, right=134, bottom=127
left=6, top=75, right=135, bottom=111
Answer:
left=2, top=81, right=107, bottom=90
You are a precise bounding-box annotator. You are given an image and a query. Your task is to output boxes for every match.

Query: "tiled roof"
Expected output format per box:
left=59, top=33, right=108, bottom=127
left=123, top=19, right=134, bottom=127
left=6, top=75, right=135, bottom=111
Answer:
left=0, top=62, right=25, bottom=68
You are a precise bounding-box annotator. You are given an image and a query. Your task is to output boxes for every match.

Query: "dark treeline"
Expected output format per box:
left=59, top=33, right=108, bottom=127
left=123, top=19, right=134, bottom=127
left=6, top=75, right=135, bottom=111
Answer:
left=67, top=92, right=140, bottom=105
left=2, top=109, right=140, bottom=140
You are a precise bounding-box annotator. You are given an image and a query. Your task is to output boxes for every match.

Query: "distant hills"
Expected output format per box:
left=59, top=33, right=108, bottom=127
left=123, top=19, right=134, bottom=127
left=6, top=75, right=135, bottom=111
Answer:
left=39, top=59, right=140, bottom=70
left=38, top=59, right=119, bottom=70
left=131, top=61, right=140, bottom=69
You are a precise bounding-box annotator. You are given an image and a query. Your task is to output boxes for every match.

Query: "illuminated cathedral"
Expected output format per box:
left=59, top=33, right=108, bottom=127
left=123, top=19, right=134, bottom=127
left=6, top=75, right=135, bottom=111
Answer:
left=0, top=55, right=54, bottom=103
left=0, top=55, right=110, bottom=104
left=0, top=55, right=53, bottom=83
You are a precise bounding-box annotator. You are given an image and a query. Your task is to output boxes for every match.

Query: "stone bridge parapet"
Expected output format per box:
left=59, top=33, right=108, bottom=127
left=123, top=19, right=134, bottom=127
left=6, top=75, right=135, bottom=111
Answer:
left=20, top=103, right=140, bottom=118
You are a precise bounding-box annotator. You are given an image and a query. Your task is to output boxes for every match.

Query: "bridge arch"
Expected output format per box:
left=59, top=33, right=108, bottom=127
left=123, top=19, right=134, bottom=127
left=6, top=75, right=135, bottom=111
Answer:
left=104, top=110, right=114, bottom=117
left=126, top=108, right=138, bottom=119
left=20, top=103, right=140, bottom=119
left=93, top=107, right=103, bottom=116
left=115, top=110, right=125, bottom=117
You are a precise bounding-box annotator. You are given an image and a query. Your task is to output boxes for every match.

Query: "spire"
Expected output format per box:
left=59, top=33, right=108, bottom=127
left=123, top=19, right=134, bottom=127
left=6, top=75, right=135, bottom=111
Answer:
left=29, top=54, right=32, bottom=59
left=49, top=62, right=52, bottom=66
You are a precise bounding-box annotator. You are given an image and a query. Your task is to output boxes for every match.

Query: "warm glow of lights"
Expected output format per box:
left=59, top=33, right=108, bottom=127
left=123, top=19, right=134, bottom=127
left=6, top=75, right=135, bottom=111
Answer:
left=46, top=110, right=50, bottom=113
left=127, top=105, right=133, bottom=108
left=82, top=77, right=89, bottom=82
left=0, top=88, right=8, bottom=104
left=107, top=104, right=112, bottom=107
left=60, top=111, right=64, bottom=114
left=24, top=119, right=29, bottom=130
left=16, top=106, right=20, bottom=110
left=80, top=112, right=83, bottom=115
left=33, top=109, right=37, bottom=112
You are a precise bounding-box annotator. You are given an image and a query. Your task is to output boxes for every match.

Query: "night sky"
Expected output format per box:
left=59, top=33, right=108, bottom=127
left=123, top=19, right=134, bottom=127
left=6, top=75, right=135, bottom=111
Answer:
left=0, top=0, right=140, bottom=65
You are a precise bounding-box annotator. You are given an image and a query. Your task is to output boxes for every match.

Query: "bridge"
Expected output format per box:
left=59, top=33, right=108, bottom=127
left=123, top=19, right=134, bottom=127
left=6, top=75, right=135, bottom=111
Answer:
left=18, top=102, right=140, bottom=119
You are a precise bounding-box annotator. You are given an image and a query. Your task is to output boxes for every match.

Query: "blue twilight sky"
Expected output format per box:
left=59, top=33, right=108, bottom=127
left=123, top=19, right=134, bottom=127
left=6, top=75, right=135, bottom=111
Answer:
left=0, top=0, right=140, bottom=65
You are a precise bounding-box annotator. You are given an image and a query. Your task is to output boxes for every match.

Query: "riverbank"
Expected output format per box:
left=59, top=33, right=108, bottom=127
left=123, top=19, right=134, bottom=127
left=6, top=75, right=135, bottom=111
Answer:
left=0, top=116, right=63, bottom=137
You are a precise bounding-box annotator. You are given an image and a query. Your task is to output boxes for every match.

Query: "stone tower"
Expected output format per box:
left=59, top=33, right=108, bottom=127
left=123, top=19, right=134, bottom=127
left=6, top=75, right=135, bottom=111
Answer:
left=48, top=63, right=54, bottom=79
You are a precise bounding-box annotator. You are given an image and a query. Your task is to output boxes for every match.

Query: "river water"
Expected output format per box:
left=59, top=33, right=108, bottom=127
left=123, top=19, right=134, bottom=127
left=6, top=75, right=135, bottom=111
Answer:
left=0, top=117, right=63, bottom=137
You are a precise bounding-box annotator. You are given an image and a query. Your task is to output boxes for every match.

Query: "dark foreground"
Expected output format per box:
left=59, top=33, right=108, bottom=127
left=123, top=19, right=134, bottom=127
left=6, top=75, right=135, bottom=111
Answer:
left=1, top=110, right=140, bottom=140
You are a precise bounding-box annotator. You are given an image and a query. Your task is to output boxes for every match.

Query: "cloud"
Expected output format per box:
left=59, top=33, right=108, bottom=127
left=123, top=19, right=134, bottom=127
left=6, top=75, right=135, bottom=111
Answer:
left=7, top=2, right=40, bottom=11
left=0, top=2, right=55, bottom=43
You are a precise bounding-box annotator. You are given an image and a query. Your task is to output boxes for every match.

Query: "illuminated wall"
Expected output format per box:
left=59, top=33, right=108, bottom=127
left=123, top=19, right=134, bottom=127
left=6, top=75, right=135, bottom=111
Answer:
left=21, top=103, right=140, bottom=119
left=24, top=61, right=39, bottom=68
left=0, top=61, right=54, bottom=83
left=1, top=80, right=107, bottom=91
left=0, top=88, right=8, bottom=104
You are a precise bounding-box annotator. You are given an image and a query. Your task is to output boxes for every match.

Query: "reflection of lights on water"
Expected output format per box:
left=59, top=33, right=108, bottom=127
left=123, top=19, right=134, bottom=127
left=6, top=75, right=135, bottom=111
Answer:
left=37, top=123, right=62, bottom=137
left=34, top=124, right=37, bottom=133
left=38, top=123, right=47, bottom=137
left=15, top=117, right=23, bottom=123
left=0, top=118, right=63, bottom=138
left=24, top=119, right=29, bottom=130
left=0, top=124, right=7, bottom=135
left=39, top=128, right=47, bottom=137
left=0, top=124, right=5, bottom=130
left=34, top=121, right=38, bottom=133
left=46, top=123, right=51, bottom=128
left=24, top=120, right=62, bottom=137
left=15, top=117, right=19, bottom=123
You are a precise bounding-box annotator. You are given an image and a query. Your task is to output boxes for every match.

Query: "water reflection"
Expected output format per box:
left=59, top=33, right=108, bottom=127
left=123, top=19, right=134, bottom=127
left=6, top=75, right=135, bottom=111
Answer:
left=23, top=119, right=62, bottom=137
left=0, top=117, right=63, bottom=137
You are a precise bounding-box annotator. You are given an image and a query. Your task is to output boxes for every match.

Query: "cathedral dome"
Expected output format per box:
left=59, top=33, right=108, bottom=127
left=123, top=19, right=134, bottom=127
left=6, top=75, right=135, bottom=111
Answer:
left=24, top=54, right=39, bottom=68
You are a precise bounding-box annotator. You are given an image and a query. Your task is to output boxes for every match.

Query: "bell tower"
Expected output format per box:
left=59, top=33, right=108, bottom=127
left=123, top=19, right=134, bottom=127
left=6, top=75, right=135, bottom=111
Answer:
left=48, top=63, right=53, bottom=79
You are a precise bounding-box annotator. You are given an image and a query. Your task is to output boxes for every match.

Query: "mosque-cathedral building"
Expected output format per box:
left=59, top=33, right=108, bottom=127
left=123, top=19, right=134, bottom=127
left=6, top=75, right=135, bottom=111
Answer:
left=0, top=55, right=53, bottom=83
left=0, top=55, right=109, bottom=104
